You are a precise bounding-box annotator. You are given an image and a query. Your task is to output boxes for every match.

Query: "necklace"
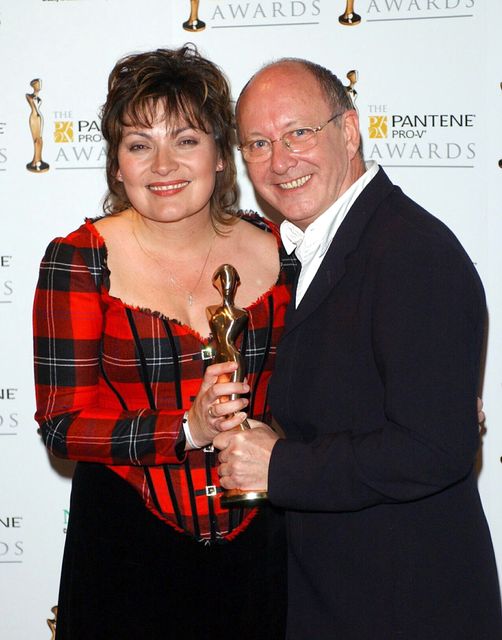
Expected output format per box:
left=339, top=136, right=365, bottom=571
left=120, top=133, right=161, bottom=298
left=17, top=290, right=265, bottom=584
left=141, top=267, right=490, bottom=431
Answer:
left=132, top=222, right=216, bottom=306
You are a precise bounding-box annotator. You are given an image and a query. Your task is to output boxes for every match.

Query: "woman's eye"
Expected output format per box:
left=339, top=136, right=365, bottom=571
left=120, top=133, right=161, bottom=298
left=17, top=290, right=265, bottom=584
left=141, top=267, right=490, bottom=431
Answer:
left=129, top=143, right=148, bottom=151
left=178, top=137, right=199, bottom=147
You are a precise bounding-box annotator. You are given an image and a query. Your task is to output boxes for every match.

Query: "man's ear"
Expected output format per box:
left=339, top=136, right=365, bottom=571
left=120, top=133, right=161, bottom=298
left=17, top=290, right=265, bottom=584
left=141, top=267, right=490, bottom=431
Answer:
left=342, top=110, right=361, bottom=161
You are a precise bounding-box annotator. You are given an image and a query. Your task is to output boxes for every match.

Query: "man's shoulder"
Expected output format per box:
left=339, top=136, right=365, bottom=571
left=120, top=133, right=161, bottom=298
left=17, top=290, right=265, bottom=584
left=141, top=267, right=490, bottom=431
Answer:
left=368, top=185, right=469, bottom=263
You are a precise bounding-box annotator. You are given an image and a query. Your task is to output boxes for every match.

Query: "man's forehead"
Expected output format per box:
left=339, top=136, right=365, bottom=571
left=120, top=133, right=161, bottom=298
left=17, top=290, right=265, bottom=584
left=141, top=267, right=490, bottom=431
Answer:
left=237, top=66, right=329, bottom=128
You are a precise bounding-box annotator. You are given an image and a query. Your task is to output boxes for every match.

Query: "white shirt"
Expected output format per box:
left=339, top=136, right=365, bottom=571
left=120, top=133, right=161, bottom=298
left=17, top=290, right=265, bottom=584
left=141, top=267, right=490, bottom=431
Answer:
left=280, top=161, right=379, bottom=307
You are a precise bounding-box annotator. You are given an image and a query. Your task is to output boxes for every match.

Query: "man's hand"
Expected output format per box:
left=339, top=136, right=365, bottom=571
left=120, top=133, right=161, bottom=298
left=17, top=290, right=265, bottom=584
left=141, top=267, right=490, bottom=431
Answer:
left=214, top=420, right=280, bottom=491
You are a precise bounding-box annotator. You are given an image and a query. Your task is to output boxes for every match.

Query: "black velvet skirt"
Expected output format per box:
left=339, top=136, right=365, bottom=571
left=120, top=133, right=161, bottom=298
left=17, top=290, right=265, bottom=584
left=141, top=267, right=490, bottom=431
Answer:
left=56, top=462, right=287, bottom=639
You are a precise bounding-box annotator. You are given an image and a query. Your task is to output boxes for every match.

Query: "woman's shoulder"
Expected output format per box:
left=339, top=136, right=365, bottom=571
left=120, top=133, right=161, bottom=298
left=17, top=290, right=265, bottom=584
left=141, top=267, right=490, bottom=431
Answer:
left=232, top=210, right=281, bottom=247
left=41, top=218, right=108, bottom=286
left=47, top=217, right=106, bottom=250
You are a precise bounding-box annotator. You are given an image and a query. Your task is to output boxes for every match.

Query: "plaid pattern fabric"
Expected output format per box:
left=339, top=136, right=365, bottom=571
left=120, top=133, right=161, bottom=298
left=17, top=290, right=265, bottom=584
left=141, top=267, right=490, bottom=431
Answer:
left=33, top=213, right=297, bottom=541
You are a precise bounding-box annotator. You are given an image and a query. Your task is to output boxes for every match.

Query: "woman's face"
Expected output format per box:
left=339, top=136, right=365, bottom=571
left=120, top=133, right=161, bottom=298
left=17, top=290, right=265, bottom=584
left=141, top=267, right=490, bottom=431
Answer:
left=116, top=104, right=223, bottom=225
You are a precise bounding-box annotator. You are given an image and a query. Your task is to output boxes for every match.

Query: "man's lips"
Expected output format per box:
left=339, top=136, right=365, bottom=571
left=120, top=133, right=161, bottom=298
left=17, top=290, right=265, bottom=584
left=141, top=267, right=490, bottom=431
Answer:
left=277, top=174, right=312, bottom=190
left=147, top=181, right=190, bottom=194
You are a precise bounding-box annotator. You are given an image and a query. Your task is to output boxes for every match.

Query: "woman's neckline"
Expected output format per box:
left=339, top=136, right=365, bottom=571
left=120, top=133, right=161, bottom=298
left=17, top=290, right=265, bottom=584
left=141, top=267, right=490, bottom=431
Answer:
left=84, top=215, right=282, bottom=345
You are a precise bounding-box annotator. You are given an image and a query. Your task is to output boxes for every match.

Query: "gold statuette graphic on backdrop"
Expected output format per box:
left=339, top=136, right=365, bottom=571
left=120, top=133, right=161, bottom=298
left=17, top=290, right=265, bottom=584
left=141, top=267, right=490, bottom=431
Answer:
left=26, top=78, right=49, bottom=173
left=207, top=264, right=268, bottom=508
left=183, top=0, right=206, bottom=31
left=345, top=69, right=358, bottom=108
left=499, top=82, right=501, bottom=169
left=339, top=0, right=361, bottom=26
left=46, top=606, right=57, bottom=640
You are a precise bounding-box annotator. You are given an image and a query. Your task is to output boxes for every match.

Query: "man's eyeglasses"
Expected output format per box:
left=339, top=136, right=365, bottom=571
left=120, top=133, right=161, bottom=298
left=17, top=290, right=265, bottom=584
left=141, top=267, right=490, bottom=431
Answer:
left=238, top=113, right=344, bottom=163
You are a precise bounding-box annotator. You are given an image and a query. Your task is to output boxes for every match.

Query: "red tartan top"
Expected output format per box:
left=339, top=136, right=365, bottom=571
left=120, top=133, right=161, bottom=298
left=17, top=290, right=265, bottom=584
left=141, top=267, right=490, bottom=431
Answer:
left=33, top=213, right=297, bottom=542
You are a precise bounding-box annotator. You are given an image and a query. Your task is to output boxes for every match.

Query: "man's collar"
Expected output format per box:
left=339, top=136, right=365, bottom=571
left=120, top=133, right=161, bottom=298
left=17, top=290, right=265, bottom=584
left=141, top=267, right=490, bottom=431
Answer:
left=280, top=161, right=379, bottom=257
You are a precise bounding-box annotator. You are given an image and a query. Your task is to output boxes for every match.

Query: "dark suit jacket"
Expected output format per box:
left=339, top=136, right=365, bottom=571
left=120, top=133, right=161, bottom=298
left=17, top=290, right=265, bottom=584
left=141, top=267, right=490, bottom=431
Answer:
left=268, top=168, right=502, bottom=639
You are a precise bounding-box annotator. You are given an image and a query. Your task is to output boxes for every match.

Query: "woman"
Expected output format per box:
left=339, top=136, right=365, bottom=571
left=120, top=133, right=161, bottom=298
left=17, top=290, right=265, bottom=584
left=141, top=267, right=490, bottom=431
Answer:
left=33, top=45, right=296, bottom=639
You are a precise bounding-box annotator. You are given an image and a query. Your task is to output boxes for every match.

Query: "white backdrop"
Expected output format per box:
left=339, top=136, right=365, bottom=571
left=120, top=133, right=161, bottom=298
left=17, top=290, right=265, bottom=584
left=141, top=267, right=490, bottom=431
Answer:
left=0, top=1, right=501, bottom=637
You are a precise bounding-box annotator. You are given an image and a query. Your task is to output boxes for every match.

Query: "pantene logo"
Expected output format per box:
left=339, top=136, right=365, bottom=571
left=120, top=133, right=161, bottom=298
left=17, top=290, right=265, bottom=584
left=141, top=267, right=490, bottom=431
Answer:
left=54, top=121, right=74, bottom=143
left=367, top=106, right=476, bottom=166
left=52, top=110, right=105, bottom=169
left=368, top=115, right=388, bottom=139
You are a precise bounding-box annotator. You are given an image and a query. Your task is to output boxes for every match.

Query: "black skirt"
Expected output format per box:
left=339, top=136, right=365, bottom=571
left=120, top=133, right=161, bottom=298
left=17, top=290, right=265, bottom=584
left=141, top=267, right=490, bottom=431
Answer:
left=56, top=462, right=287, bottom=639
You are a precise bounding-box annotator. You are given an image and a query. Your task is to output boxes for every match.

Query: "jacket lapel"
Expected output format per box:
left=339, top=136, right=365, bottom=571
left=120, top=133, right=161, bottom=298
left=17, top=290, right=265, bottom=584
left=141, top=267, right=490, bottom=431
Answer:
left=282, top=168, right=395, bottom=337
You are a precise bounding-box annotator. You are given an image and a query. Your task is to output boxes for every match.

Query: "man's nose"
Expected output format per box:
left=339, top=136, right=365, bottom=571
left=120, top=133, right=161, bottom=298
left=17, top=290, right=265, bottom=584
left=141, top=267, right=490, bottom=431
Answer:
left=269, top=138, right=297, bottom=174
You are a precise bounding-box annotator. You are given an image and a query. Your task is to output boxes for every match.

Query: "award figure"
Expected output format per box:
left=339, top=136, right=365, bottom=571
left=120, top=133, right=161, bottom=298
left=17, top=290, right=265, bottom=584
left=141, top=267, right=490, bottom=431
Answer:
left=46, top=606, right=57, bottom=640
left=183, top=0, right=206, bottom=32
left=339, top=0, right=361, bottom=26
left=207, top=264, right=268, bottom=507
left=345, top=69, right=358, bottom=107
left=26, top=78, right=49, bottom=173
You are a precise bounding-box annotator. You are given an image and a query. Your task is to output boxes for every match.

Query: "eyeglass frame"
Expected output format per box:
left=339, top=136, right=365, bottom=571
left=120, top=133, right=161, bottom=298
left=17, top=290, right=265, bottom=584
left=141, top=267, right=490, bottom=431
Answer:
left=238, top=112, right=344, bottom=163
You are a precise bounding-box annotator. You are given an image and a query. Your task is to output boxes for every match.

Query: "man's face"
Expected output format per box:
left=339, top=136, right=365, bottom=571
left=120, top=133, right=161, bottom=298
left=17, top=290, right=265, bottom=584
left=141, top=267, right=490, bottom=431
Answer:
left=237, top=63, right=361, bottom=230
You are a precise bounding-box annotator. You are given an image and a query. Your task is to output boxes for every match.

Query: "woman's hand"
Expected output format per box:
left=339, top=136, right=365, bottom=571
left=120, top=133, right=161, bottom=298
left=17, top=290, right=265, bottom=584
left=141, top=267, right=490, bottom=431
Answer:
left=186, top=361, right=250, bottom=449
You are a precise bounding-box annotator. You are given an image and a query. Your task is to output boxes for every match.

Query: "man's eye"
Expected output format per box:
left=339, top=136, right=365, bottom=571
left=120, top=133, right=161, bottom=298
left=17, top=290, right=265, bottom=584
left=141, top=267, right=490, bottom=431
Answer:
left=289, top=128, right=311, bottom=139
left=249, top=139, right=270, bottom=151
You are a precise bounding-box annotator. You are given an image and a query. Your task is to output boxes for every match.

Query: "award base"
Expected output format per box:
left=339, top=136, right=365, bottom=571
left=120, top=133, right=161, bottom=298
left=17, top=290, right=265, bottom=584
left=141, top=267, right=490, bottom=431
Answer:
left=26, top=161, right=49, bottom=173
left=183, top=19, right=206, bottom=32
left=338, top=12, right=361, bottom=26
left=220, top=488, right=268, bottom=508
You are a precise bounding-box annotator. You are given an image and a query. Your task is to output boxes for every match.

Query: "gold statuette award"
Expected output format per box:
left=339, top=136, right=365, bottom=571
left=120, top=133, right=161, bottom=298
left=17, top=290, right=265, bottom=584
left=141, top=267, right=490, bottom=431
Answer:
left=339, top=0, right=361, bottom=26
left=207, top=264, right=268, bottom=507
left=345, top=69, right=358, bottom=108
left=26, top=78, right=49, bottom=173
left=183, top=0, right=206, bottom=31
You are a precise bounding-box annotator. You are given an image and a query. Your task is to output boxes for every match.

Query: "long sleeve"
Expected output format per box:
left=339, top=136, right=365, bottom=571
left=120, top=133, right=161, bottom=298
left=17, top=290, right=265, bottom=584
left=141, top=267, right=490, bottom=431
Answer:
left=33, top=234, right=186, bottom=466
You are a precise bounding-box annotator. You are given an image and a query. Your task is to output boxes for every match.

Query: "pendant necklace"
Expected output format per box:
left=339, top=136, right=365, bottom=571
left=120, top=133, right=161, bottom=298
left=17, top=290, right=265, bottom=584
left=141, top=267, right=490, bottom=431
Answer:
left=132, top=222, right=216, bottom=306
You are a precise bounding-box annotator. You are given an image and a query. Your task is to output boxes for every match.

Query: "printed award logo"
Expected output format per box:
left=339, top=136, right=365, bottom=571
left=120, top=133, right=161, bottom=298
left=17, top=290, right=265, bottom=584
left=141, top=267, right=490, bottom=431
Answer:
left=208, top=1, right=320, bottom=29
left=369, top=115, right=388, bottom=139
left=26, top=79, right=50, bottom=173
left=52, top=109, right=105, bottom=169
left=0, top=120, right=6, bottom=170
left=183, top=0, right=206, bottom=31
left=339, top=1, right=361, bottom=26
left=0, top=385, right=19, bottom=436
left=54, top=121, right=74, bottom=143
left=366, top=0, right=475, bottom=22
left=0, top=254, right=14, bottom=306
left=0, top=515, right=24, bottom=564
left=367, top=106, right=476, bottom=167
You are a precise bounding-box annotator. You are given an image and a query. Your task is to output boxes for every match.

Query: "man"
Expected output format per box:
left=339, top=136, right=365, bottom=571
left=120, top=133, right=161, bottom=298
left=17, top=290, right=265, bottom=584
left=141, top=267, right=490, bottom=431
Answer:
left=213, top=59, right=502, bottom=639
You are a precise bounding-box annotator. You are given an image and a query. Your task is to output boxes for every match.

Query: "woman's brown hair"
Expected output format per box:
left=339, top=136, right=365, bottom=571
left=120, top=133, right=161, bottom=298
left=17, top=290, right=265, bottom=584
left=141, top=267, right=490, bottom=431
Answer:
left=101, top=44, right=237, bottom=226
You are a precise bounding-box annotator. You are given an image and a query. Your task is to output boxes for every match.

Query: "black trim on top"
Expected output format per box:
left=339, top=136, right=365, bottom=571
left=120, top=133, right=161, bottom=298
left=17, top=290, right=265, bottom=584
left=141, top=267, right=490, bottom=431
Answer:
left=99, top=350, right=128, bottom=411
left=248, top=294, right=274, bottom=419
left=161, top=318, right=183, bottom=410
left=125, top=308, right=157, bottom=411
left=125, top=307, right=185, bottom=529
left=183, top=457, right=201, bottom=540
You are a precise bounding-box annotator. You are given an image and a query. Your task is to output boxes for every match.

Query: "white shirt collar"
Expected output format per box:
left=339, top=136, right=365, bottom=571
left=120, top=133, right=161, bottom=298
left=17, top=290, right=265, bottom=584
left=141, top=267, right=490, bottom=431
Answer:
left=280, top=161, right=379, bottom=261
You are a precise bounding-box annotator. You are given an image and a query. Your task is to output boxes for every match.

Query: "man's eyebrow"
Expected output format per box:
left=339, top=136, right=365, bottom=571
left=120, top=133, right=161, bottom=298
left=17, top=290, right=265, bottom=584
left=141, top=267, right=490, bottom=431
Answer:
left=243, top=120, right=309, bottom=138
